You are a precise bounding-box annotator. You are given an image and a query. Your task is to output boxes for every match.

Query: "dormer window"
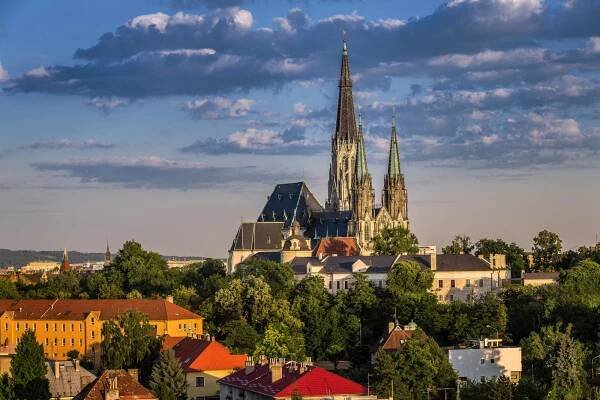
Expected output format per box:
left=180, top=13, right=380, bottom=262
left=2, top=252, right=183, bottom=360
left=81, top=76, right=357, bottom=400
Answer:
left=277, top=194, right=282, bottom=200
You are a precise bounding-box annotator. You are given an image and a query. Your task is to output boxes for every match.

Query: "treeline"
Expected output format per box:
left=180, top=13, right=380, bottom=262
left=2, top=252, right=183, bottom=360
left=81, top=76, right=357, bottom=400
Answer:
left=2, top=238, right=600, bottom=399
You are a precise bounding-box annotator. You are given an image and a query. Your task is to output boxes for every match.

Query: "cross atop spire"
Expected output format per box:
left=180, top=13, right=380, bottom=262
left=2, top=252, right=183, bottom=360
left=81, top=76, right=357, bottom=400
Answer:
left=387, top=114, right=401, bottom=178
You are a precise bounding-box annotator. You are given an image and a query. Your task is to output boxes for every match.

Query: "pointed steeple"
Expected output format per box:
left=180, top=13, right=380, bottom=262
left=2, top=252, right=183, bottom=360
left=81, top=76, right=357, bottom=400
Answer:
left=387, top=114, right=401, bottom=178
left=334, top=37, right=358, bottom=142
left=60, top=248, right=70, bottom=273
left=354, top=114, right=369, bottom=181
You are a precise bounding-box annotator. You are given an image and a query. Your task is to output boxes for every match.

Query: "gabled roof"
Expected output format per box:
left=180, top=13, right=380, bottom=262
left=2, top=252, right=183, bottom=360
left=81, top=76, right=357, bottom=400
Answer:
left=163, top=336, right=246, bottom=372
left=259, top=182, right=323, bottom=228
left=218, top=363, right=367, bottom=398
left=47, top=361, right=96, bottom=399
left=0, top=299, right=201, bottom=321
left=523, top=271, right=560, bottom=280
left=230, top=222, right=284, bottom=252
left=74, top=370, right=156, bottom=400
left=372, top=324, right=415, bottom=354
left=312, top=237, right=361, bottom=258
left=290, top=255, right=398, bottom=275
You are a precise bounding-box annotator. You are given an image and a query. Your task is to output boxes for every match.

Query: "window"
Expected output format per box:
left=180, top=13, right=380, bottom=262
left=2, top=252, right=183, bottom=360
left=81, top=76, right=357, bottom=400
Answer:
left=91, top=318, right=95, bottom=325
left=62, top=323, right=66, bottom=332
left=466, top=279, right=471, bottom=287
left=4, top=323, right=7, bottom=331
left=71, top=323, right=74, bottom=332
left=79, top=339, right=83, bottom=346
left=54, top=338, right=58, bottom=346
left=490, top=358, right=495, bottom=364
left=479, top=279, right=484, bottom=287
left=16, top=323, right=19, bottom=331
left=54, top=323, right=57, bottom=331
left=328, top=281, right=332, bottom=289
left=62, top=338, right=66, bottom=346
left=438, top=280, right=443, bottom=289
left=45, top=323, right=49, bottom=331
left=196, top=377, right=205, bottom=387
left=480, top=358, right=485, bottom=365
left=91, top=331, right=95, bottom=339
left=449, top=294, right=454, bottom=301
left=336, top=281, right=340, bottom=290
left=450, top=280, right=456, bottom=288
left=71, top=338, right=75, bottom=346
left=80, top=324, right=83, bottom=332
left=378, top=280, right=383, bottom=288
left=45, top=338, right=49, bottom=346
left=344, top=280, right=348, bottom=290
left=25, top=323, right=28, bottom=330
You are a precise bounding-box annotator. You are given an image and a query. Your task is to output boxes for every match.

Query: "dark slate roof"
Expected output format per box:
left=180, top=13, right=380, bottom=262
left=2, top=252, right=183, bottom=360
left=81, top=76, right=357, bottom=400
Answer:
left=292, top=255, right=397, bottom=275
left=282, top=235, right=311, bottom=251
left=259, top=182, right=323, bottom=228
left=305, top=210, right=352, bottom=245
left=230, top=222, right=284, bottom=251
left=435, top=254, right=492, bottom=271
left=247, top=251, right=282, bottom=263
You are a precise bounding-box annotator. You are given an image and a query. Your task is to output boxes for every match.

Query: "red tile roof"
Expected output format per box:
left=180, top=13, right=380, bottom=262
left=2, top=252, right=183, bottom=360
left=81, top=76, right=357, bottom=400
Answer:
left=372, top=325, right=415, bottom=354
left=312, top=237, right=361, bottom=258
left=74, top=369, right=157, bottom=400
left=0, top=299, right=202, bottom=321
left=219, top=362, right=367, bottom=398
left=163, top=336, right=246, bottom=372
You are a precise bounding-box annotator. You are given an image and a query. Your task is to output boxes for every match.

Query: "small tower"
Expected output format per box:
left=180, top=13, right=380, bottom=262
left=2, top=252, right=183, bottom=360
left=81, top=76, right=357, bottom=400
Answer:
left=60, top=248, right=70, bottom=273
left=104, top=243, right=111, bottom=267
left=351, top=115, right=375, bottom=248
left=382, top=114, right=408, bottom=224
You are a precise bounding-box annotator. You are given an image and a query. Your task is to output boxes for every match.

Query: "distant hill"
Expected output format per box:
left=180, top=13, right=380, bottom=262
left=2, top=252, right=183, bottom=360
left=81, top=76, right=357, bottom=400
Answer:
left=0, top=249, right=209, bottom=268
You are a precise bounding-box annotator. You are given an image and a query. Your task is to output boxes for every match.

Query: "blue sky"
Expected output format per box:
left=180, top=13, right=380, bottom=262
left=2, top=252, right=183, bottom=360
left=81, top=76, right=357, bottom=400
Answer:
left=1, top=0, right=599, bottom=257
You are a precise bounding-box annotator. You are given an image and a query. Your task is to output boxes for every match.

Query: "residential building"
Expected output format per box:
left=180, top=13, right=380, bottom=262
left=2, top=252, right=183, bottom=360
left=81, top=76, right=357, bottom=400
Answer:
left=218, top=358, right=376, bottom=400
left=0, top=299, right=203, bottom=365
left=371, top=321, right=417, bottom=362
left=74, top=369, right=157, bottom=400
left=448, top=338, right=522, bottom=383
left=290, top=253, right=509, bottom=301
left=166, top=259, right=205, bottom=269
left=522, top=271, right=560, bottom=286
left=163, top=336, right=246, bottom=400
left=47, top=360, right=96, bottom=400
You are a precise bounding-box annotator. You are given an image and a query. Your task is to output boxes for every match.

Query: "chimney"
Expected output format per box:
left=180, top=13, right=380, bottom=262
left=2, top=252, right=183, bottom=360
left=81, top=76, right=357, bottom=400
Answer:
left=388, top=321, right=395, bottom=334
left=54, top=361, right=60, bottom=379
left=245, top=356, right=255, bottom=375
left=75, top=359, right=80, bottom=372
left=430, top=253, right=437, bottom=271
left=105, top=375, right=119, bottom=400
left=127, top=369, right=139, bottom=382
left=271, top=359, right=283, bottom=383
left=166, top=295, right=174, bottom=304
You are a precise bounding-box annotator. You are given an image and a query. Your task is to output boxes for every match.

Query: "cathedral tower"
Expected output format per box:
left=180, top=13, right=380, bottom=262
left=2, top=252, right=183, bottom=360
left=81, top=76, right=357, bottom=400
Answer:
left=352, top=116, right=375, bottom=247
left=327, top=39, right=359, bottom=211
left=382, top=115, right=408, bottom=224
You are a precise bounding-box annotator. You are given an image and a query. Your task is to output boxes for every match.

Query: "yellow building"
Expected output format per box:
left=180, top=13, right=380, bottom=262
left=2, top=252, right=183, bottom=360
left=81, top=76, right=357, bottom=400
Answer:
left=0, top=299, right=203, bottom=365
left=164, top=336, right=246, bottom=400
left=20, top=261, right=60, bottom=274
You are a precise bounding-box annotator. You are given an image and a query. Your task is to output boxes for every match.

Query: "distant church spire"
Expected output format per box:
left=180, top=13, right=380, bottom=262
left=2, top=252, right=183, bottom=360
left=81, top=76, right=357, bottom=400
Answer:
left=382, top=113, right=408, bottom=222
left=104, top=242, right=111, bottom=267
left=60, top=248, right=70, bottom=273
left=355, top=114, right=369, bottom=181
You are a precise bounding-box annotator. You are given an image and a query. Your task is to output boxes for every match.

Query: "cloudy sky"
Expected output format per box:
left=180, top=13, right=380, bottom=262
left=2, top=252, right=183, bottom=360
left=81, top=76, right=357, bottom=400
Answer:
left=1, top=0, right=599, bottom=257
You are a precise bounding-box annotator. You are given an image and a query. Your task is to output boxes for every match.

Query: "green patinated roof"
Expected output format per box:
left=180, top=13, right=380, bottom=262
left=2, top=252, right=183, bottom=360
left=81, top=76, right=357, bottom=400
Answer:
left=387, top=115, right=401, bottom=178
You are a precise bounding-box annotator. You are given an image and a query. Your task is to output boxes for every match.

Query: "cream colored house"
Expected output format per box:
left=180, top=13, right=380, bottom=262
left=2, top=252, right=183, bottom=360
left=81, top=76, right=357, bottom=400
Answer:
left=522, top=271, right=560, bottom=287
left=448, top=338, right=522, bottom=383
left=290, top=253, right=509, bottom=302
left=20, top=261, right=59, bottom=274
left=163, top=336, right=246, bottom=400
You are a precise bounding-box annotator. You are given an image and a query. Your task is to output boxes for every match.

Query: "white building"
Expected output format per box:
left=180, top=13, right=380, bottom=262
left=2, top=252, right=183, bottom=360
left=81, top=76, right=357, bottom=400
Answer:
left=448, top=338, right=522, bottom=383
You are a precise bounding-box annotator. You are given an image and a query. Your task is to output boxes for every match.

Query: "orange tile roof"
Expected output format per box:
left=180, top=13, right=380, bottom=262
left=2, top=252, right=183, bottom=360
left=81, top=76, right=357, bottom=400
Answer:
left=163, top=336, right=246, bottom=372
left=74, top=369, right=157, bottom=400
left=312, top=237, right=360, bottom=257
left=0, top=299, right=202, bottom=321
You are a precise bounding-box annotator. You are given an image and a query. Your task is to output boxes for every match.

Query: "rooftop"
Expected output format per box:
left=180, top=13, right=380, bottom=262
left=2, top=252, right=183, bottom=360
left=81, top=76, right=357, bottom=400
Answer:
left=0, top=299, right=202, bottom=321
left=74, top=369, right=156, bottom=400
left=163, top=336, right=246, bottom=372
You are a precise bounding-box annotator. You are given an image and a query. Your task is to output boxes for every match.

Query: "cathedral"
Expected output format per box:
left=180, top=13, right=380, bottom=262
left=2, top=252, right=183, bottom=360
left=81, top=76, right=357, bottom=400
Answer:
left=228, top=40, right=409, bottom=271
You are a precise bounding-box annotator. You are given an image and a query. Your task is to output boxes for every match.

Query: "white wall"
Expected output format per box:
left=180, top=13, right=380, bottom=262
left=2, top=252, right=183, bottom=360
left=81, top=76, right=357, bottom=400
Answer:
left=448, top=347, right=522, bottom=382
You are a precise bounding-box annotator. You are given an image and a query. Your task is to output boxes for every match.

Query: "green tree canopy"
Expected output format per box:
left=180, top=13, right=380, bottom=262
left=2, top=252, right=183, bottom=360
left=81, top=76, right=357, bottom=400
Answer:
left=234, top=259, right=294, bottom=298
left=149, top=350, right=187, bottom=400
left=531, top=230, right=562, bottom=272
left=10, top=330, right=50, bottom=400
left=372, top=226, right=419, bottom=256
left=387, top=260, right=434, bottom=300
left=558, top=259, right=600, bottom=307
left=442, top=235, right=474, bottom=254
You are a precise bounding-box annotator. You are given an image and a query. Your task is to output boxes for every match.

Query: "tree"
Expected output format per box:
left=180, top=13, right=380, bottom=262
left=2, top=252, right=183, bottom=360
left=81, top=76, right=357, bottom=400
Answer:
left=387, top=261, right=434, bottom=300
left=253, top=324, right=293, bottom=359
left=532, top=230, right=562, bottom=272
left=373, top=329, right=456, bottom=400
left=0, top=280, right=19, bottom=299
left=442, top=235, right=474, bottom=254
left=558, top=259, right=600, bottom=307
left=10, top=330, right=50, bottom=400
left=149, top=350, right=187, bottom=400
left=0, top=373, right=13, bottom=400
left=460, top=376, right=515, bottom=400
left=66, top=349, right=80, bottom=360
left=235, top=259, right=294, bottom=299
left=521, top=324, right=586, bottom=398
left=101, top=311, right=161, bottom=371
left=224, top=320, right=260, bottom=354
left=372, top=226, right=419, bottom=256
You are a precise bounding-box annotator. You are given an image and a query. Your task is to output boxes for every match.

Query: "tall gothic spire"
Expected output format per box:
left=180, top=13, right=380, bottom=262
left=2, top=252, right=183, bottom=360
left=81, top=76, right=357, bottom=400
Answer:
left=60, top=248, right=70, bottom=273
left=334, top=37, right=358, bottom=142
left=387, top=114, right=401, bottom=178
left=355, top=114, right=369, bottom=181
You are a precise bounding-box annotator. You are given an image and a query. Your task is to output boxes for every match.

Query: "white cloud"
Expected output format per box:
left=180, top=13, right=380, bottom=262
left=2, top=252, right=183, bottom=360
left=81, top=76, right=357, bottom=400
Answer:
left=25, top=67, right=51, bottom=78
left=229, top=128, right=284, bottom=149
left=128, top=13, right=171, bottom=32
left=183, top=97, right=255, bottom=119
left=0, top=62, right=9, bottom=82
left=586, top=37, right=600, bottom=54
left=86, top=97, right=131, bottom=113
left=293, top=102, right=308, bottom=115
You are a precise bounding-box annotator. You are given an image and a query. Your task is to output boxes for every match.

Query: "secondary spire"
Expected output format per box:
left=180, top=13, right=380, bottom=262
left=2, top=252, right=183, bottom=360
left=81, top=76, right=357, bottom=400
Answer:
left=387, top=113, right=401, bottom=178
